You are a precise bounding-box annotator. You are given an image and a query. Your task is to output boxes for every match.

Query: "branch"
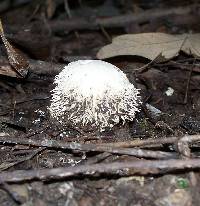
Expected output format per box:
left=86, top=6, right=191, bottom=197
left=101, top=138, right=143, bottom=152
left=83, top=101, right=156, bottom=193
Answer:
left=1, top=158, right=200, bottom=183
left=49, top=6, right=195, bottom=33
left=0, top=134, right=176, bottom=159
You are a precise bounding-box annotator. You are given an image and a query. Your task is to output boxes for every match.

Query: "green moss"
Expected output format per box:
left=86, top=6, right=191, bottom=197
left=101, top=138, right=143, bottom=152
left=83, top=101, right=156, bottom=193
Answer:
left=176, top=178, right=189, bottom=189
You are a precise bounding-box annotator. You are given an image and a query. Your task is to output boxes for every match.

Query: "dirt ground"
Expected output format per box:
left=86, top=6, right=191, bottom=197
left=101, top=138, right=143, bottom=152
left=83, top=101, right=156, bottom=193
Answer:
left=0, top=0, right=200, bottom=205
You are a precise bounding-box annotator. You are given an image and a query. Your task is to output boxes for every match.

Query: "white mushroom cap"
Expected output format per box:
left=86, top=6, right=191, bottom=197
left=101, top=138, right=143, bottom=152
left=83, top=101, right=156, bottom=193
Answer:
left=49, top=60, right=141, bottom=131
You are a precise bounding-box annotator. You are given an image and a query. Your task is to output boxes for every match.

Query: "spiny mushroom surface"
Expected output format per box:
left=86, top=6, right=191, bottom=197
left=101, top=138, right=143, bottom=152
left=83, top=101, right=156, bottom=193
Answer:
left=49, top=60, right=141, bottom=131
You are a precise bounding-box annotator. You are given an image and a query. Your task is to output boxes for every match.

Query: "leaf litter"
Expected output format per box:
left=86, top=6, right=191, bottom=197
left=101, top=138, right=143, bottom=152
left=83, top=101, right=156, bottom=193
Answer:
left=0, top=19, right=29, bottom=78
left=97, top=32, right=200, bottom=62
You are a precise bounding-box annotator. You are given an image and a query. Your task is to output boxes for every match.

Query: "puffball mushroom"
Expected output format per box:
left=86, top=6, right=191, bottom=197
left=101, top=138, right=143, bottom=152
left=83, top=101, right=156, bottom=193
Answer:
left=49, top=60, right=141, bottom=131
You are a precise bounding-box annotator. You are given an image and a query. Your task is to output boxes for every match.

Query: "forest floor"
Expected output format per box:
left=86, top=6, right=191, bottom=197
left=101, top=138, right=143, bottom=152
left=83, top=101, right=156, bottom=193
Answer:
left=0, top=0, right=200, bottom=205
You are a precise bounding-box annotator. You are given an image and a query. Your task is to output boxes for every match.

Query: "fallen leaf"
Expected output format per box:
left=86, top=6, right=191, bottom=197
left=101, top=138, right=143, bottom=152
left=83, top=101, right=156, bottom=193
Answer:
left=181, top=33, right=200, bottom=57
left=97, top=33, right=200, bottom=62
left=46, top=0, right=56, bottom=19
left=0, top=19, right=29, bottom=78
left=0, top=63, right=19, bottom=78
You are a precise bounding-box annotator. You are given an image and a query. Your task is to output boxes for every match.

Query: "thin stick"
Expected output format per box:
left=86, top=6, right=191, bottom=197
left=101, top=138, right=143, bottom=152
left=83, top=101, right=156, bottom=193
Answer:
left=64, top=0, right=80, bottom=41
left=184, top=59, right=196, bottom=104
left=1, top=132, right=200, bottom=149
left=0, top=178, right=23, bottom=204
left=0, top=148, right=44, bottom=171
left=48, top=6, right=194, bottom=33
left=99, top=24, right=112, bottom=43
left=1, top=158, right=200, bottom=183
left=0, top=134, right=176, bottom=159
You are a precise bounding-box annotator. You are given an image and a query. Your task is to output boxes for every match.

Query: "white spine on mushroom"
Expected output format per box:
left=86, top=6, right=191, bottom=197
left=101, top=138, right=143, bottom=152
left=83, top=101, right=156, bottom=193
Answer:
left=49, top=60, right=141, bottom=131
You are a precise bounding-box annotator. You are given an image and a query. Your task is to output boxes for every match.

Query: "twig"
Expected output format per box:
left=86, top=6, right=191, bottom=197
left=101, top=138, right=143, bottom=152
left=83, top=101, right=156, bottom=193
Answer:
left=84, top=152, right=111, bottom=165
left=155, top=61, right=200, bottom=73
left=1, top=158, right=200, bottom=183
left=99, top=24, right=112, bottom=43
left=64, top=0, right=72, bottom=18
left=0, top=58, right=65, bottom=76
left=135, top=53, right=162, bottom=73
left=100, top=135, right=200, bottom=148
left=179, top=135, right=200, bottom=143
left=98, top=136, right=179, bottom=148
left=0, top=148, right=44, bottom=171
left=1, top=130, right=200, bottom=149
left=177, top=133, right=198, bottom=186
left=48, top=6, right=195, bottom=33
left=29, top=59, right=65, bottom=75
left=0, top=178, right=22, bottom=204
left=5, top=6, right=195, bottom=35
left=184, top=59, right=196, bottom=104
left=64, top=0, right=80, bottom=41
left=0, top=134, right=176, bottom=159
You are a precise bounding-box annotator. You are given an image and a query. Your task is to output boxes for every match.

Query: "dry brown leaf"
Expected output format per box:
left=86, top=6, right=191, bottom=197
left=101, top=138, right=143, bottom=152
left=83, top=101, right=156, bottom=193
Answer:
left=0, top=64, right=19, bottom=78
left=46, top=0, right=56, bottom=19
left=0, top=19, right=29, bottom=78
left=181, top=33, right=200, bottom=57
left=97, top=33, right=200, bottom=62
